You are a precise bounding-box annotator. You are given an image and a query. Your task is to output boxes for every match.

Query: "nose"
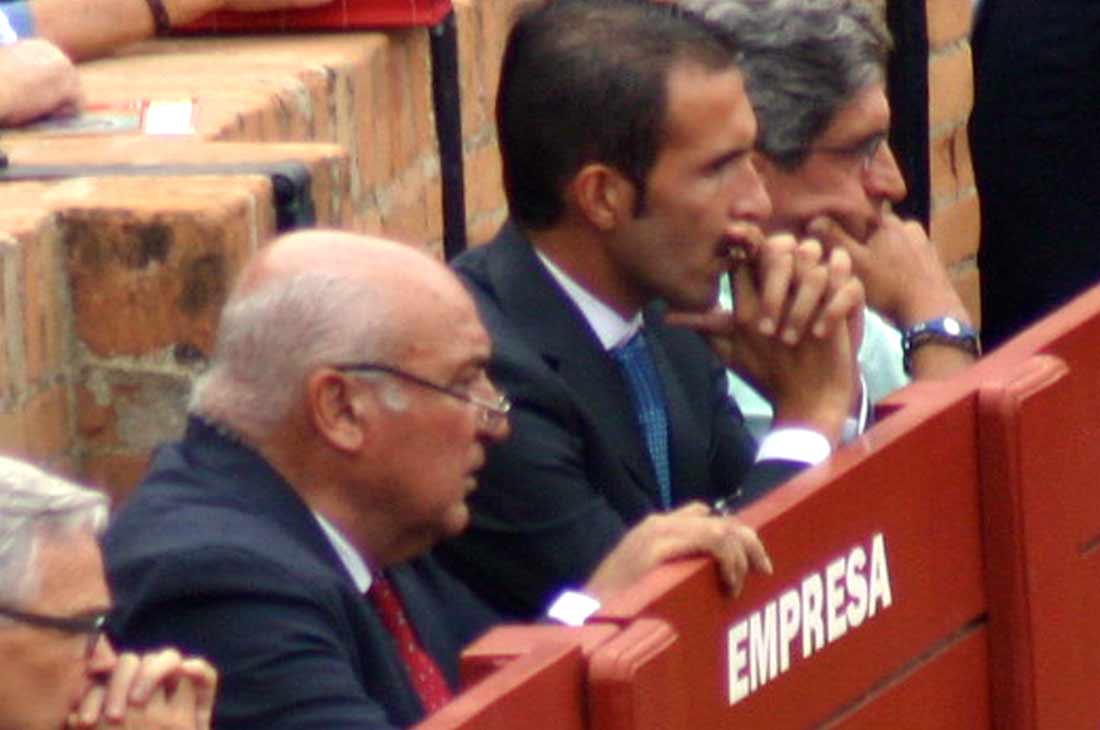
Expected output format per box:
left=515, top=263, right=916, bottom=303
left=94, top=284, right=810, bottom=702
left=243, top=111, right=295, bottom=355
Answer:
left=864, top=142, right=907, bottom=203
left=729, top=154, right=773, bottom=226
left=87, top=634, right=117, bottom=676
left=479, top=405, right=511, bottom=443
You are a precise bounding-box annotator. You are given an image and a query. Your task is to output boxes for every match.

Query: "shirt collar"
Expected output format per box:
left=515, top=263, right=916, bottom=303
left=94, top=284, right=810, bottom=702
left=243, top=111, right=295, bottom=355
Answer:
left=312, top=512, right=373, bottom=593
left=535, top=250, right=643, bottom=350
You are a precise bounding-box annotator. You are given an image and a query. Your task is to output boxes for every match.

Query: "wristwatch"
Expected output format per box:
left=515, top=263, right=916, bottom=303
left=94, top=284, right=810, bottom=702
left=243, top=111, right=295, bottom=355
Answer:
left=901, top=316, right=981, bottom=375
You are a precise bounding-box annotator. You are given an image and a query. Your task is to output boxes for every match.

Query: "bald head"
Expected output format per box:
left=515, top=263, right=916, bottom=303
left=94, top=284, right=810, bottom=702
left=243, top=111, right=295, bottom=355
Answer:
left=190, top=230, right=479, bottom=442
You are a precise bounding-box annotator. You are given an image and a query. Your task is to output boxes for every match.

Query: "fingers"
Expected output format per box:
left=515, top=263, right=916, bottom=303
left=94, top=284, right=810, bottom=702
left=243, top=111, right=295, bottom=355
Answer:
left=754, top=235, right=797, bottom=335
left=180, top=658, right=218, bottom=730
left=815, top=251, right=864, bottom=338
left=643, top=510, right=773, bottom=598
left=69, top=684, right=106, bottom=729
left=102, top=653, right=143, bottom=723
left=703, top=519, right=772, bottom=597
left=779, top=239, right=829, bottom=345
left=128, top=648, right=185, bottom=705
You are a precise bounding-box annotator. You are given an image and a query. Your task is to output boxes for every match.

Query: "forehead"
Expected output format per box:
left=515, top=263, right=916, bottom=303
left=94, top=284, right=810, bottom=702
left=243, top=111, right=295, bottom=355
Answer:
left=656, top=62, right=755, bottom=160
left=816, top=82, right=890, bottom=145
left=26, top=529, right=109, bottom=615
left=402, top=281, right=491, bottom=367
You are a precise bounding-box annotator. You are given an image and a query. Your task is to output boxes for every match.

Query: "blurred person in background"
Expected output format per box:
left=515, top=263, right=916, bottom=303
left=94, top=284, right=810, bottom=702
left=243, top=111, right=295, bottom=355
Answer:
left=0, top=454, right=217, bottom=730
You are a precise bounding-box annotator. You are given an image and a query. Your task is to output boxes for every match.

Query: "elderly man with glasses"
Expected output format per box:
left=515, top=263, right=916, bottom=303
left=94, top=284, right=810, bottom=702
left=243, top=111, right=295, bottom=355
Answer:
left=102, top=229, right=773, bottom=730
left=685, top=0, right=980, bottom=438
left=0, top=455, right=216, bottom=730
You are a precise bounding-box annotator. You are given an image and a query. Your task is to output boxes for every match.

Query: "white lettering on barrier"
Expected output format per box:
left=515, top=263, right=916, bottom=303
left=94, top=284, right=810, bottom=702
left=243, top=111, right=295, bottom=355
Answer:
left=727, top=532, right=893, bottom=705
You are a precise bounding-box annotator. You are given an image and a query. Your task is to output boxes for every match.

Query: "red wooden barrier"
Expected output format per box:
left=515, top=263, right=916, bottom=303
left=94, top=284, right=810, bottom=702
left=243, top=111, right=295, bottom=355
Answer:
left=979, top=352, right=1100, bottom=728
left=410, top=624, right=625, bottom=730
left=418, top=287, right=1100, bottom=730
left=590, top=377, right=988, bottom=728
left=588, top=619, right=685, bottom=730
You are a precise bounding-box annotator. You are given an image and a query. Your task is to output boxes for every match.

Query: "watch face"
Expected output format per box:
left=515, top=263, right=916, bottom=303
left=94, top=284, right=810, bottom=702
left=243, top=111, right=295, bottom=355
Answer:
left=943, top=317, right=962, bottom=336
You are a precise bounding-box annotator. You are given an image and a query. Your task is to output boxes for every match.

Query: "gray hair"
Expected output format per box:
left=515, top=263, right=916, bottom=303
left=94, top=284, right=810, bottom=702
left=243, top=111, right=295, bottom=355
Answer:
left=0, top=456, right=108, bottom=608
left=686, top=0, right=892, bottom=169
left=189, top=270, right=403, bottom=439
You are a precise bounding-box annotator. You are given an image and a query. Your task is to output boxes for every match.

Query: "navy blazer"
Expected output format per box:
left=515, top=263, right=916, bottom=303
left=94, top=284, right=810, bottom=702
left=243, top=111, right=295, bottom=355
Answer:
left=103, top=419, right=498, bottom=730
left=434, top=223, right=804, bottom=619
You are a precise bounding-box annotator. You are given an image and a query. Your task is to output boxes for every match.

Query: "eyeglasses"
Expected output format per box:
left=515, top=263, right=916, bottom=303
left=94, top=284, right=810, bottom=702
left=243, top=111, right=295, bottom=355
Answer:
left=333, top=362, right=511, bottom=426
left=808, top=132, right=888, bottom=173
left=0, top=605, right=109, bottom=658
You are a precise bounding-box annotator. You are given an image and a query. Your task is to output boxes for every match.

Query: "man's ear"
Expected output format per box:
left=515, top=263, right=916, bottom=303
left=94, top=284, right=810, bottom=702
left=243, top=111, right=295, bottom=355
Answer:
left=307, top=370, right=369, bottom=453
left=569, top=163, right=637, bottom=231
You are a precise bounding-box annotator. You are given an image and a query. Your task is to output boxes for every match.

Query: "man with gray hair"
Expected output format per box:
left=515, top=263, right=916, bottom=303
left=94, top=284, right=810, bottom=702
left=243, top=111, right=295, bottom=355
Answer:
left=686, top=0, right=979, bottom=436
left=102, top=229, right=774, bottom=729
left=0, top=455, right=216, bottom=730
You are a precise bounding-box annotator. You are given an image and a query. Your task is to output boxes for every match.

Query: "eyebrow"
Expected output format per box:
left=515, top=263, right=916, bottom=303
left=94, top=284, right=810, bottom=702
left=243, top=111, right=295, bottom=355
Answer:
left=702, top=145, right=752, bottom=172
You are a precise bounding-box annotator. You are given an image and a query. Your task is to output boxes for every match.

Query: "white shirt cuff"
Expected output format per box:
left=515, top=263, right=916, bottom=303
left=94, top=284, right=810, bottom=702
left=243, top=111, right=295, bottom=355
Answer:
left=0, top=12, right=17, bottom=45
left=546, top=589, right=601, bottom=626
left=756, top=427, right=831, bottom=466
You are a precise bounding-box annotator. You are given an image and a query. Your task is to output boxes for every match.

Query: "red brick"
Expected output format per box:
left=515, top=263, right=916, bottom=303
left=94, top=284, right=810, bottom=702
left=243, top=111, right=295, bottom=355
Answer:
left=930, top=123, right=975, bottom=205
left=0, top=409, right=25, bottom=455
left=468, top=210, right=508, bottom=247
left=59, top=175, right=275, bottom=358
left=929, top=44, right=975, bottom=132
left=424, top=171, right=445, bottom=245
left=931, top=193, right=981, bottom=268
left=379, top=168, right=432, bottom=245
left=19, top=220, right=67, bottom=384
left=463, top=141, right=505, bottom=222
left=0, top=233, right=21, bottom=403
left=76, top=369, right=191, bottom=454
left=455, top=0, right=492, bottom=138
left=77, top=385, right=119, bottom=448
left=22, top=384, right=72, bottom=462
left=4, top=138, right=352, bottom=228
left=927, top=0, right=973, bottom=49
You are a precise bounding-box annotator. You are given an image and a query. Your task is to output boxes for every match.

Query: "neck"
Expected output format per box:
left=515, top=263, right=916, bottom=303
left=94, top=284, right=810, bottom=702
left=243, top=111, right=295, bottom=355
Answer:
left=528, top=222, right=644, bottom=319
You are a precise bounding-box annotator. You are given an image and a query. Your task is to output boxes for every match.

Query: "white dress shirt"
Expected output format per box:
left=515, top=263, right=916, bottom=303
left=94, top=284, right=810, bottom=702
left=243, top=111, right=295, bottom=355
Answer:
left=535, top=251, right=832, bottom=466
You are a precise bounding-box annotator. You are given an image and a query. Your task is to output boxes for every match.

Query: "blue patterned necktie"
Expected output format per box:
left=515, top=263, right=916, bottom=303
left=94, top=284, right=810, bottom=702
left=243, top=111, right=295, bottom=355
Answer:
left=611, top=330, right=672, bottom=508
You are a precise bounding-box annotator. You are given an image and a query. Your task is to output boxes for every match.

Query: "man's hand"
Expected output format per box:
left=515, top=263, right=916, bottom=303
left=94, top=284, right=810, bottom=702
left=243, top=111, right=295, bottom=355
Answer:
left=583, top=502, right=772, bottom=602
left=809, top=214, right=969, bottom=329
left=69, top=649, right=218, bottom=730
left=810, top=214, right=976, bottom=378
left=0, top=40, right=81, bottom=126
left=671, top=234, right=864, bottom=445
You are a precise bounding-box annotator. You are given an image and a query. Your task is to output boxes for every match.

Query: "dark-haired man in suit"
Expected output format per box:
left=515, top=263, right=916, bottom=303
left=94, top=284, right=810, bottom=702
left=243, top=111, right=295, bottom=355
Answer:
left=436, top=0, right=865, bottom=619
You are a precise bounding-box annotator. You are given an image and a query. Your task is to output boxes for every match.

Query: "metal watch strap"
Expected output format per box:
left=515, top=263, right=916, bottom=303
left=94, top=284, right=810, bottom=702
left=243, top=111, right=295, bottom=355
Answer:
left=901, top=316, right=980, bottom=375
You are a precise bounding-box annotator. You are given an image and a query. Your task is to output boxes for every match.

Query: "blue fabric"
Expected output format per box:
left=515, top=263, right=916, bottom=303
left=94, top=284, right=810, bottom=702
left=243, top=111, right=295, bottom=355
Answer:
left=0, top=3, right=34, bottom=39
left=611, top=330, right=672, bottom=509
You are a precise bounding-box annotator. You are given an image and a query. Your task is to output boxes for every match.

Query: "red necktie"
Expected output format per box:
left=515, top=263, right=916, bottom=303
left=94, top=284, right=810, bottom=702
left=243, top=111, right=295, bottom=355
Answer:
left=367, top=573, right=453, bottom=714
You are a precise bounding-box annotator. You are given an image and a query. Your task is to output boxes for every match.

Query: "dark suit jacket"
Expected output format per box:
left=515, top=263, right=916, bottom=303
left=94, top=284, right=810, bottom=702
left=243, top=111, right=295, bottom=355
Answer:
left=971, top=0, right=1100, bottom=348
left=434, top=223, right=804, bottom=619
left=103, top=419, right=498, bottom=730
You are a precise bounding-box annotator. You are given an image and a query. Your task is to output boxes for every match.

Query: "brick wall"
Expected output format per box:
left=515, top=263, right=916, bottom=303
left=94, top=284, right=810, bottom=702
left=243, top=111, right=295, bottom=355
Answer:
left=0, top=0, right=978, bottom=499
left=926, top=0, right=981, bottom=324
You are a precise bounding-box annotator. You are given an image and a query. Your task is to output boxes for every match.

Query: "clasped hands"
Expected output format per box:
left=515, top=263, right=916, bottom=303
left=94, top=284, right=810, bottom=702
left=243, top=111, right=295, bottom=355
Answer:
left=68, top=648, right=217, bottom=730
left=670, top=219, right=866, bottom=446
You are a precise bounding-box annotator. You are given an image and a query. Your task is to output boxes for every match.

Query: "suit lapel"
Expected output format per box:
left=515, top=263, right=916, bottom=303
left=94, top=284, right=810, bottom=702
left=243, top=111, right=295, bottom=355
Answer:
left=482, top=228, right=664, bottom=505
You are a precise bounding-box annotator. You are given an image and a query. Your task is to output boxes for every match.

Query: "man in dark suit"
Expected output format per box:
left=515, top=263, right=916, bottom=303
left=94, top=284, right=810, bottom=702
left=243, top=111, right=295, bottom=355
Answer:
left=436, top=0, right=865, bottom=620
left=104, top=229, right=774, bottom=729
